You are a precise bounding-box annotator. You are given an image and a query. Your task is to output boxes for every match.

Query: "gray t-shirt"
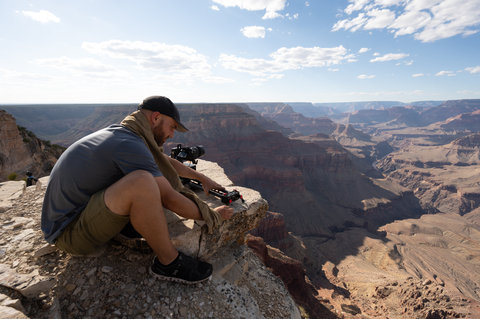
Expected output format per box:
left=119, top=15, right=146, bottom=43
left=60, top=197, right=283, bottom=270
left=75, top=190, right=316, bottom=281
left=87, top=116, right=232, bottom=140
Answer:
left=41, top=124, right=163, bottom=243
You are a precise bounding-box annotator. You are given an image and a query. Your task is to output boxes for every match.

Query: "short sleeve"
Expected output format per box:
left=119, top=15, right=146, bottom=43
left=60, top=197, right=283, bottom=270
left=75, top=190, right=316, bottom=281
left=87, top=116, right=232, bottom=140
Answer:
left=113, top=138, right=163, bottom=177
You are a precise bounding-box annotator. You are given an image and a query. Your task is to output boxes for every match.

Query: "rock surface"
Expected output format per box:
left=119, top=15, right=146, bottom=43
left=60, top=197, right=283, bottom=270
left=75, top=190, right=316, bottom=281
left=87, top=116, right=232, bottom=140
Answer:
left=0, top=161, right=301, bottom=319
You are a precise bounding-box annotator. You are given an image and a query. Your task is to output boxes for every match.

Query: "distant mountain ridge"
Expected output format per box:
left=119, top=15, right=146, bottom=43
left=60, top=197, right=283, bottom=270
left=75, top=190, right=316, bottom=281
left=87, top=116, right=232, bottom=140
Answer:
left=338, top=99, right=480, bottom=128
left=286, top=100, right=444, bottom=117
left=1, top=104, right=136, bottom=144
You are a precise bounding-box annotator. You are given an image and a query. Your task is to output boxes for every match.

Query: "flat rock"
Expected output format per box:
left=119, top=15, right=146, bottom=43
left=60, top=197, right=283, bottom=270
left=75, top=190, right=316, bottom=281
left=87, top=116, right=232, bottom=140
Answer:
left=0, top=181, right=24, bottom=213
left=0, top=263, right=55, bottom=298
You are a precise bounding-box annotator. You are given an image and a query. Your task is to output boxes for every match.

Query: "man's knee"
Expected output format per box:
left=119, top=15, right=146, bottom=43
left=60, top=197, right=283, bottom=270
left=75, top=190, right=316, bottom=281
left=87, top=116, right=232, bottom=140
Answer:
left=119, top=170, right=157, bottom=193
left=104, top=170, right=159, bottom=215
left=126, top=169, right=155, bottom=182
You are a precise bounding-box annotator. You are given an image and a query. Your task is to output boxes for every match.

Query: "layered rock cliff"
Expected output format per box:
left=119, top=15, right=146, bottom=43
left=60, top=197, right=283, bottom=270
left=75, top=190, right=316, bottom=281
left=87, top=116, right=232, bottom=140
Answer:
left=0, top=110, right=63, bottom=182
left=0, top=161, right=303, bottom=319
left=246, top=103, right=390, bottom=177
left=378, top=133, right=480, bottom=215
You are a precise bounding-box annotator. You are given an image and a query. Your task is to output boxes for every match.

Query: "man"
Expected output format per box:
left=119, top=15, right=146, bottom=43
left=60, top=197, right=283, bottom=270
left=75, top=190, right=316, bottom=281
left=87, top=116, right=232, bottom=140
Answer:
left=41, top=96, right=233, bottom=284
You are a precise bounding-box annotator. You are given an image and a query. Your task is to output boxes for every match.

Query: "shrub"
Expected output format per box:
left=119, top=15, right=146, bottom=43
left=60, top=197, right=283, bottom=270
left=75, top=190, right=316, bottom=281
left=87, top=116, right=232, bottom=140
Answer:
left=7, top=172, right=17, bottom=180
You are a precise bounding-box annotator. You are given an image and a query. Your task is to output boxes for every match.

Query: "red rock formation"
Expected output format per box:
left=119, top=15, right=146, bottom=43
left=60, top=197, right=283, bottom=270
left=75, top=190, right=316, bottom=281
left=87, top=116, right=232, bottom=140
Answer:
left=246, top=234, right=337, bottom=319
left=0, top=111, right=31, bottom=180
left=250, top=212, right=288, bottom=243
left=0, top=110, right=63, bottom=181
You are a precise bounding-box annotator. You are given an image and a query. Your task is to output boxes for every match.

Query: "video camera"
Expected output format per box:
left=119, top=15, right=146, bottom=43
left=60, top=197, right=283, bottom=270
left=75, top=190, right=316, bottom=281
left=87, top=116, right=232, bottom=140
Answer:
left=170, top=144, right=244, bottom=205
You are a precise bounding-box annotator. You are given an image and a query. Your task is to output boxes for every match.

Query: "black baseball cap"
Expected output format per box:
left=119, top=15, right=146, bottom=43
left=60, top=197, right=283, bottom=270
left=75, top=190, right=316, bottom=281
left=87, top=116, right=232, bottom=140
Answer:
left=138, top=96, right=188, bottom=132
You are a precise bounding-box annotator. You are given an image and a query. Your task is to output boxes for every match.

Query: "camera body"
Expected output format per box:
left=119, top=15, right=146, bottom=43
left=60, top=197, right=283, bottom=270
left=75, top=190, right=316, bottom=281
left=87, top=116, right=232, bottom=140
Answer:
left=170, top=144, right=205, bottom=165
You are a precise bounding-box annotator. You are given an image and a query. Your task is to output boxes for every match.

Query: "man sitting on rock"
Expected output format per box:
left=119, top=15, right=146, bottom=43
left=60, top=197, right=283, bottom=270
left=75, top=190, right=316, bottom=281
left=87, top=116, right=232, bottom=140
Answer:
left=41, top=96, right=233, bottom=284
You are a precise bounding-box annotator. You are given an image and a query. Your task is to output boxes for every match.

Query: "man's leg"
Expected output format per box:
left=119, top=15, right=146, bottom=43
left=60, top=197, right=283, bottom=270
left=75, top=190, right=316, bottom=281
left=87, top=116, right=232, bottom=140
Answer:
left=104, top=170, right=178, bottom=265
left=105, top=170, right=213, bottom=284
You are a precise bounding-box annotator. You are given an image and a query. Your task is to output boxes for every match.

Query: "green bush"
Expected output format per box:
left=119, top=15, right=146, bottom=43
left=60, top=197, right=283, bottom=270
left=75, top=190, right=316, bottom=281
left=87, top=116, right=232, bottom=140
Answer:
left=7, top=172, right=17, bottom=180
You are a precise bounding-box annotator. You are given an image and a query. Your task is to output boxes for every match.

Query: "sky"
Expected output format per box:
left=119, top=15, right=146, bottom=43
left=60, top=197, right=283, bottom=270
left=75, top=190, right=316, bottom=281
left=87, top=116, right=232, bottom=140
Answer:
left=0, top=0, right=479, bottom=104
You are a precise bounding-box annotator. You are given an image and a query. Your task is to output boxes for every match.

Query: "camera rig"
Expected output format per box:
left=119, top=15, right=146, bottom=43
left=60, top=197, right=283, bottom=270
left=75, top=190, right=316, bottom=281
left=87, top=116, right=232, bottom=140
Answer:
left=170, top=144, right=244, bottom=205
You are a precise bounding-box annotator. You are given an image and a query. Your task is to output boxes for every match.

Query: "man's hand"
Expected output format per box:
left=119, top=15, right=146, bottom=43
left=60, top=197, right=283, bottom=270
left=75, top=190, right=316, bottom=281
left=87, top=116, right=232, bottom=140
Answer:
left=215, top=205, right=234, bottom=220
left=199, top=175, right=225, bottom=196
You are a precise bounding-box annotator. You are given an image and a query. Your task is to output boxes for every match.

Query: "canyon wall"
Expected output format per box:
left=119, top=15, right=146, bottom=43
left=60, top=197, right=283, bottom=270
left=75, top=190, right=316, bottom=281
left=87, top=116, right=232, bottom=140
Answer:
left=0, top=110, right=63, bottom=181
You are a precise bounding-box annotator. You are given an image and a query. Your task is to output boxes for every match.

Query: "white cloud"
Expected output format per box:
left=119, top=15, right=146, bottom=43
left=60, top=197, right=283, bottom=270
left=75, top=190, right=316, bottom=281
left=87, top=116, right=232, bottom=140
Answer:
left=21, top=10, right=60, bottom=23
left=370, top=53, right=409, bottom=62
left=435, top=70, right=456, bottom=76
left=465, top=66, right=480, bottom=74
left=363, top=8, right=396, bottom=29
left=220, top=45, right=355, bottom=78
left=0, top=68, right=51, bottom=81
left=333, top=0, right=480, bottom=42
left=83, top=40, right=205, bottom=74
left=286, top=13, right=299, bottom=20
left=412, top=73, right=424, bottom=77
left=344, top=0, right=370, bottom=15
left=358, top=47, right=370, bottom=53
left=357, top=74, right=376, bottom=79
left=241, top=26, right=267, bottom=38
left=211, top=5, right=220, bottom=11
left=82, top=40, right=232, bottom=83
left=212, top=0, right=286, bottom=19
left=36, top=57, right=126, bottom=78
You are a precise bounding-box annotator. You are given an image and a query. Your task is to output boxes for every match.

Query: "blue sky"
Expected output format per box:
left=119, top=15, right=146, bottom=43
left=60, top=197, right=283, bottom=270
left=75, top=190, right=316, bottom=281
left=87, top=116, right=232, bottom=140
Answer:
left=0, top=0, right=479, bottom=104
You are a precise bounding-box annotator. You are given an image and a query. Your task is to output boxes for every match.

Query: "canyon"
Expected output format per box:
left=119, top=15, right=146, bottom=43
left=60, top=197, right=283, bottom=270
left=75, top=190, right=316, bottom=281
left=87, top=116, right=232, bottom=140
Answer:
left=1, top=99, right=480, bottom=318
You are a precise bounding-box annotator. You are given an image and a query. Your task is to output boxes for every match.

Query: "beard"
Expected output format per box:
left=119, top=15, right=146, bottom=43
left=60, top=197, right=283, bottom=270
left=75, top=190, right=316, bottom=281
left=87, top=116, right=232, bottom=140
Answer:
left=153, top=119, right=167, bottom=146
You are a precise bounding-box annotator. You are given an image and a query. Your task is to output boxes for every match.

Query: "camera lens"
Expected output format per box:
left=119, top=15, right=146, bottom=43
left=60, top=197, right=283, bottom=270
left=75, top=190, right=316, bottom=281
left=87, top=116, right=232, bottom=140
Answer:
left=190, top=146, right=205, bottom=158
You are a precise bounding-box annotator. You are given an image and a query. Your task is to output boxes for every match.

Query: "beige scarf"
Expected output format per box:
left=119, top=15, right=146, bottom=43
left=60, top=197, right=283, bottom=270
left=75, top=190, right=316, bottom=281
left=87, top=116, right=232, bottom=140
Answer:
left=121, top=110, right=222, bottom=233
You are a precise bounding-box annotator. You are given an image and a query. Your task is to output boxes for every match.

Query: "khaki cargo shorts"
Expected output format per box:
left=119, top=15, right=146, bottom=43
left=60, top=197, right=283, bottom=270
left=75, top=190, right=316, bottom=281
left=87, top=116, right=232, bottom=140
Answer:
left=55, top=189, right=129, bottom=255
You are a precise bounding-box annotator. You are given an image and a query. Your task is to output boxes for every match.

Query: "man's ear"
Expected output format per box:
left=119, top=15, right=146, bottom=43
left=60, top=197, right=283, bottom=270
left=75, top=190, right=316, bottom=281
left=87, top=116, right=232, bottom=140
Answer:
left=147, top=111, right=156, bottom=122
left=142, top=109, right=157, bottom=126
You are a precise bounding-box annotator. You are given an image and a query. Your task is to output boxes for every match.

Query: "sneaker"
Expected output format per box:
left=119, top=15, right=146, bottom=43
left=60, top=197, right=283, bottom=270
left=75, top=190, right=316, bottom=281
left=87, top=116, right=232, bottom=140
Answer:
left=149, top=252, right=213, bottom=284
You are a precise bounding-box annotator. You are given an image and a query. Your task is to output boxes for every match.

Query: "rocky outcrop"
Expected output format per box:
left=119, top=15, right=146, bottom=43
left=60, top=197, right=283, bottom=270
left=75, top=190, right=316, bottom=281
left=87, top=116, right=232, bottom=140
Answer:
left=0, top=161, right=303, bottom=319
left=451, top=132, right=480, bottom=147
left=246, top=234, right=337, bottom=319
left=0, top=110, right=63, bottom=182
left=0, top=111, right=32, bottom=181
left=250, top=212, right=288, bottom=244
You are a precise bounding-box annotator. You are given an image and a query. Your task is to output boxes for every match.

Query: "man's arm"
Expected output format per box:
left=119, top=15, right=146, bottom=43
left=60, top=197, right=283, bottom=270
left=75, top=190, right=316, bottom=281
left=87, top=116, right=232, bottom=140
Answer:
left=166, top=154, right=225, bottom=194
left=165, top=155, right=234, bottom=221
